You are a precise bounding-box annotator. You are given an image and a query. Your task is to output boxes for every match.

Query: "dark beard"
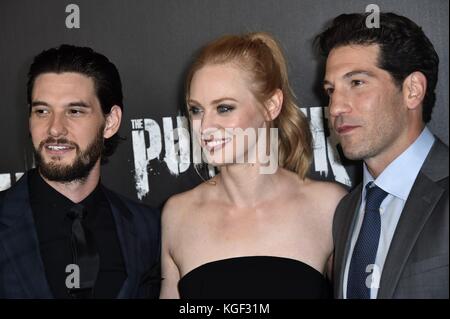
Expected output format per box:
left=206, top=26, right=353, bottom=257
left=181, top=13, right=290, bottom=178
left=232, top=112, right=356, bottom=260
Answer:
left=34, top=126, right=105, bottom=183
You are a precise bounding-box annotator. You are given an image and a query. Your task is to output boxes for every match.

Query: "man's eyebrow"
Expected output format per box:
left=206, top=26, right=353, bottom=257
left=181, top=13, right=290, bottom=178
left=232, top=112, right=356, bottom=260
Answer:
left=343, top=70, right=376, bottom=79
left=323, top=70, right=376, bottom=87
left=31, top=101, right=91, bottom=108
left=31, top=100, right=49, bottom=107
left=67, top=101, right=91, bottom=108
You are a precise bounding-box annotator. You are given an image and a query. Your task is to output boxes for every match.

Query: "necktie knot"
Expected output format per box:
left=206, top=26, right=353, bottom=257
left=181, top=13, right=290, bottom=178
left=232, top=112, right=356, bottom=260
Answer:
left=68, top=204, right=86, bottom=220
left=365, top=183, right=388, bottom=211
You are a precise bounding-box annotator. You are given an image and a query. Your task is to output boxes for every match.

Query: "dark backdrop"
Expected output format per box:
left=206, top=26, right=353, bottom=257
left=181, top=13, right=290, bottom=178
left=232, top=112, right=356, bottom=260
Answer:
left=0, top=0, right=448, bottom=208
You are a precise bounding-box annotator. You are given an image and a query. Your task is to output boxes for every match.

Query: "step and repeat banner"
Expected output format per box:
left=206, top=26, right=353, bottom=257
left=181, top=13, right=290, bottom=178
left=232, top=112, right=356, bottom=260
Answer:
left=0, top=0, right=448, bottom=208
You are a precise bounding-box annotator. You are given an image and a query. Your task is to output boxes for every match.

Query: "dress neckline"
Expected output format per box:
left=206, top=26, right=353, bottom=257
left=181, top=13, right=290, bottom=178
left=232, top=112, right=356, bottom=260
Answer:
left=180, top=255, right=325, bottom=284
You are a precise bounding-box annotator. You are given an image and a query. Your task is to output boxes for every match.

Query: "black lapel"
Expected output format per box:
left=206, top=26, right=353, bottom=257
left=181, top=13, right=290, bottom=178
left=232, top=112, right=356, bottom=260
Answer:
left=102, top=187, right=140, bottom=299
left=0, top=172, right=52, bottom=298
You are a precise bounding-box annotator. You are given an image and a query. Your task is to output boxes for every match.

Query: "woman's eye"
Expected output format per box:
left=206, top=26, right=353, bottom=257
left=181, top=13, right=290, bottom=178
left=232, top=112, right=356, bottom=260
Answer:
left=217, top=104, right=234, bottom=113
left=188, top=106, right=202, bottom=116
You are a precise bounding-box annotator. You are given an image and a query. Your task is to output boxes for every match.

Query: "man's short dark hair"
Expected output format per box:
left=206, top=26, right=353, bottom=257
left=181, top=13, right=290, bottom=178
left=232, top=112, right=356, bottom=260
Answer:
left=315, top=12, right=439, bottom=123
left=27, top=44, right=124, bottom=163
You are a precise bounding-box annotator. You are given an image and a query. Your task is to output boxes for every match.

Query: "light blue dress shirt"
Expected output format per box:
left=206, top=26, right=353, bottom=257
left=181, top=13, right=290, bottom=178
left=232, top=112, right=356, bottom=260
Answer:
left=343, top=127, right=435, bottom=299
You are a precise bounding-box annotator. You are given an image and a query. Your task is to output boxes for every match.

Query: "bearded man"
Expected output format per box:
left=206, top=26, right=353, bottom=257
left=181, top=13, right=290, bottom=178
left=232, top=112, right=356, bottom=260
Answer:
left=0, top=45, right=160, bottom=299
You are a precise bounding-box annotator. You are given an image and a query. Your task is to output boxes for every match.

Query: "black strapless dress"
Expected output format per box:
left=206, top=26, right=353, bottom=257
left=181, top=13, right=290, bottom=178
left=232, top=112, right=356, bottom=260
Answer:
left=178, top=256, right=332, bottom=299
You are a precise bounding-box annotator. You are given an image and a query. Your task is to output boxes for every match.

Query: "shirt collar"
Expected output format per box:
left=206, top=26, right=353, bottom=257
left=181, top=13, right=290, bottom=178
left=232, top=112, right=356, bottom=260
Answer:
left=28, top=169, right=75, bottom=208
left=362, top=126, right=435, bottom=200
left=28, top=168, right=103, bottom=214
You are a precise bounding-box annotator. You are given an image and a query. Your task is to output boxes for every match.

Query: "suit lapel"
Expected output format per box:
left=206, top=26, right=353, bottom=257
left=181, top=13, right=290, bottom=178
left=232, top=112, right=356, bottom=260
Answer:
left=0, top=173, right=52, bottom=298
left=378, top=140, right=448, bottom=298
left=103, top=188, right=140, bottom=299
left=334, top=185, right=362, bottom=298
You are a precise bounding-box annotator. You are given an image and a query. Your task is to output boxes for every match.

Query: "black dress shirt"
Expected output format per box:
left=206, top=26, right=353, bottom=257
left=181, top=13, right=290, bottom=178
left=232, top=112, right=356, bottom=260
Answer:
left=28, top=169, right=127, bottom=298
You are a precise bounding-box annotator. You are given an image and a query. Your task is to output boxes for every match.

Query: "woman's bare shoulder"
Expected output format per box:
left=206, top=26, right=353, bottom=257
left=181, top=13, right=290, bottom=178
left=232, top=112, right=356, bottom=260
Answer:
left=280, top=169, right=347, bottom=201
left=161, top=181, right=212, bottom=221
left=301, top=178, right=348, bottom=215
left=303, top=178, right=347, bottom=197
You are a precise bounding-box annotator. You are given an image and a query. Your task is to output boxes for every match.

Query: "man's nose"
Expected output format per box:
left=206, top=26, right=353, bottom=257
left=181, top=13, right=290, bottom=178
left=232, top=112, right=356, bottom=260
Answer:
left=328, top=89, right=351, bottom=118
left=48, top=113, right=68, bottom=137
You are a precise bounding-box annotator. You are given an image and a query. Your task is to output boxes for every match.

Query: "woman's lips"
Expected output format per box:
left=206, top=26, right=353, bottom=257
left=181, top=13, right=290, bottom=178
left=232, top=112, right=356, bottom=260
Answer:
left=203, top=138, right=232, bottom=151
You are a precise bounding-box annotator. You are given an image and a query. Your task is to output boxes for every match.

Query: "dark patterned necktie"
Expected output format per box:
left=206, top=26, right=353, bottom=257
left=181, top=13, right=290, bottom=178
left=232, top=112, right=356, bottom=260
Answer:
left=67, top=204, right=100, bottom=298
left=347, top=182, right=388, bottom=299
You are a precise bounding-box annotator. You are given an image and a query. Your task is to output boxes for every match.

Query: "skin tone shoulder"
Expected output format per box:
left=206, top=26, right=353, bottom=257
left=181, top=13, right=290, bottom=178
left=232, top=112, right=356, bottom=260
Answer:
left=160, top=62, right=347, bottom=298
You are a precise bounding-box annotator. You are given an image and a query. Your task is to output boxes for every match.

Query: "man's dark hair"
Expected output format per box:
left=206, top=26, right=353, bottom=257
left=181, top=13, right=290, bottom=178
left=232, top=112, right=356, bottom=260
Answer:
left=27, top=44, right=124, bottom=163
left=315, top=12, right=439, bottom=123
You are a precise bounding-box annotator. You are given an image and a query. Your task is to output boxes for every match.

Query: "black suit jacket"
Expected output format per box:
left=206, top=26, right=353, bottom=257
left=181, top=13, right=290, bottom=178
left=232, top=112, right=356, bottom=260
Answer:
left=0, top=171, right=161, bottom=298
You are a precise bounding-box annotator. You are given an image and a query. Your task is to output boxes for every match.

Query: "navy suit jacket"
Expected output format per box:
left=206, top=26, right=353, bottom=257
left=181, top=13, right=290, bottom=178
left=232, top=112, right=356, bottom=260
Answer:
left=0, top=171, right=161, bottom=299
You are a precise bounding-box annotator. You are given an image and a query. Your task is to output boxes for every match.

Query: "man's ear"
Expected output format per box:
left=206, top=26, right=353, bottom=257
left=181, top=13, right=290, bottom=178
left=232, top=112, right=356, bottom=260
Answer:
left=403, top=71, right=427, bottom=110
left=264, top=89, right=283, bottom=121
left=103, top=105, right=122, bottom=139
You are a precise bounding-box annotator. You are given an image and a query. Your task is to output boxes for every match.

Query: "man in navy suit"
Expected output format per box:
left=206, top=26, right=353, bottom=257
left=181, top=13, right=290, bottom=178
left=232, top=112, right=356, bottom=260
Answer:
left=0, top=45, right=160, bottom=298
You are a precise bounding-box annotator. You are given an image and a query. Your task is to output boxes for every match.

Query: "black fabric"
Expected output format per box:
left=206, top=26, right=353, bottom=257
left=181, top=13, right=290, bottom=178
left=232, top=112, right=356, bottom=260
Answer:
left=178, top=256, right=332, bottom=299
left=67, top=204, right=100, bottom=298
left=28, top=169, right=126, bottom=298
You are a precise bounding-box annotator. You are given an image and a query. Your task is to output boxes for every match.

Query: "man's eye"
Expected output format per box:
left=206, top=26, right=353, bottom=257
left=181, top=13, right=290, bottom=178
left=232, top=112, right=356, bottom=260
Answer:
left=33, top=109, right=49, bottom=116
left=325, top=87, right=334, bottom=96
left=68, top=109, right=84, bottom=115
left=351, top=80, right=364, bottom=87
left=188, top=106, right=202, bottom=116
left=217, top=104, right=234, bottom=113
